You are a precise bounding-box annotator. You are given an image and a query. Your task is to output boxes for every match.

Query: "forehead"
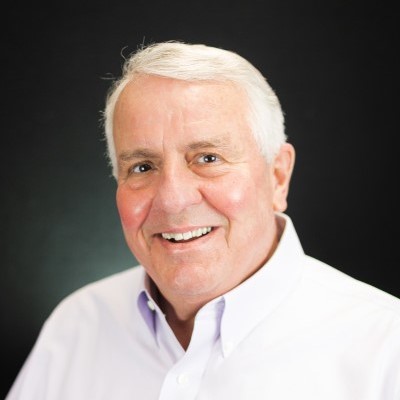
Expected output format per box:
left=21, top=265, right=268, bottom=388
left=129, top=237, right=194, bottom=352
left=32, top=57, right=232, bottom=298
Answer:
left=115, top=75, right=248, bottom=121
left=113, top=75, right=253, bottom=150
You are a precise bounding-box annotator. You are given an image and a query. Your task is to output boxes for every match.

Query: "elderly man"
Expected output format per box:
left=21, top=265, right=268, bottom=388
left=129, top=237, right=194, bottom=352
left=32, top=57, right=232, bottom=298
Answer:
left=6, top=42, right=400, bottom=399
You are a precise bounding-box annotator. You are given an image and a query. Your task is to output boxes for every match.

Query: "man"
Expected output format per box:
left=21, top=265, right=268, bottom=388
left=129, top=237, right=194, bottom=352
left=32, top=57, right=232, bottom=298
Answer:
left=6, top=42, right=400, bottom=399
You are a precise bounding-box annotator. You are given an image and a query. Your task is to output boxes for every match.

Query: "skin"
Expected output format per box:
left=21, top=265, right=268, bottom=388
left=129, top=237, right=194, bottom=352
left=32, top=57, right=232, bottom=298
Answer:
left=113, top=75, right=295, bottom=348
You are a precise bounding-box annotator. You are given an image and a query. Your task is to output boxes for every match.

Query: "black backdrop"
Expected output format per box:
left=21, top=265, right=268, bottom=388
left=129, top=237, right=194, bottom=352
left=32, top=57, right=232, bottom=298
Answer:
left=2, top=1, right=399, bottom=397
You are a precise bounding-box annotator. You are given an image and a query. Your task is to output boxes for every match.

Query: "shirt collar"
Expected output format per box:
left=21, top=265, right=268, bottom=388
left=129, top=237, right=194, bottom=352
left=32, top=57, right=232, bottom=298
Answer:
left=137, top=274, right=160, bottom=337
left=137, top=213, right=305, bottom=355
left=220, top=212, right=305, bottom=357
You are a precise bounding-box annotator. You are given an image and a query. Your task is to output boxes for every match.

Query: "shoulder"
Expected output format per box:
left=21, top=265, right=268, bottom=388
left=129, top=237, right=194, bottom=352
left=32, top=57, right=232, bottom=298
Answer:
left=5, top=267, right=148, bottom=399
left=42, top=266, right=145, bottom=333
left=60, top=265, right=144, bottom=305
left=302, top=255, right=400, bottom=321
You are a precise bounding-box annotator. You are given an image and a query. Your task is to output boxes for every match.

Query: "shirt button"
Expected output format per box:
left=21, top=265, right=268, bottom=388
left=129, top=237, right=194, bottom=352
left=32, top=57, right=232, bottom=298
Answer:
left=223, top=341, right=234, bottom=354
left=177, top=373, right=189, bottom=385
left=147, top=299, right=156, bottom=311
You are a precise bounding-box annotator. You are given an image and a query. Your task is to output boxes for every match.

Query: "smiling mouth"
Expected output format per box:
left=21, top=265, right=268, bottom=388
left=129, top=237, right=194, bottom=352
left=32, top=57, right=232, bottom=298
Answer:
left=161, top=227, right=213, bottom=242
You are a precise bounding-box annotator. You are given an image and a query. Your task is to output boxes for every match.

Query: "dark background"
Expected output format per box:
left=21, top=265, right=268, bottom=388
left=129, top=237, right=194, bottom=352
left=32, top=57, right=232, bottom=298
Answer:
left=1, top=1, right=399, bottom=397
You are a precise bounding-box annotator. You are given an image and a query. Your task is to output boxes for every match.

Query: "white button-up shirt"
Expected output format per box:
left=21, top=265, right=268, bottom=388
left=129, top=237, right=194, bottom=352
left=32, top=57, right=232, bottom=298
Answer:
left=6, top=214, right=400, bottom=399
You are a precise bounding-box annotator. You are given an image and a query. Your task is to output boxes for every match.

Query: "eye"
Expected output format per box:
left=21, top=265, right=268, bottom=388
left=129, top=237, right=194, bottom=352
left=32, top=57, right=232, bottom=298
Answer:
left=197, top=154, right=220, bottom=164
left=130, top=162, right=153, bottom=174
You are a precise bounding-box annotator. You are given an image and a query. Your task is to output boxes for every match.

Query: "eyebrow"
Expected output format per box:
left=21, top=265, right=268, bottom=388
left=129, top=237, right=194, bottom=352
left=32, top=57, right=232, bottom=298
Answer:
left=186, top=137, right=232, bottom=151
left=119, top=149, right=159, bottom=162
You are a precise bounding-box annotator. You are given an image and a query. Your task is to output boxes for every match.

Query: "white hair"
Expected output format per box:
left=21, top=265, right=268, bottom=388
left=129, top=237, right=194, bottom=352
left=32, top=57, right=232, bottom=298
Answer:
left=103, top=41, right=287, bottom=178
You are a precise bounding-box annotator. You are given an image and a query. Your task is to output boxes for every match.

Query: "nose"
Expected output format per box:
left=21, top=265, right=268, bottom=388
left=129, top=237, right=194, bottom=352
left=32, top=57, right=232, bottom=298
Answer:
left=151, top=162, right=203, bottom=215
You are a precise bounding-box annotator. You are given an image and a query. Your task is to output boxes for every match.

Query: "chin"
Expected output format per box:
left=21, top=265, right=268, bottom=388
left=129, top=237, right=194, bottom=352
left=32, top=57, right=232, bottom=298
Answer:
left=160, top=263, right=225, bottom=297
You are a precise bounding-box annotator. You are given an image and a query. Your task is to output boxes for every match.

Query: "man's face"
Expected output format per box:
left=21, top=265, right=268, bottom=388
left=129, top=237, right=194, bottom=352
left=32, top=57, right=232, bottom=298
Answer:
left=114, top=75, right=288, bottom=303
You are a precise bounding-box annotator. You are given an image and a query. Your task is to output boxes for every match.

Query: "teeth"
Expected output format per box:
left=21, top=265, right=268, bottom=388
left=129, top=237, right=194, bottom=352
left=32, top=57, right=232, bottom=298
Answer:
left=161, top=227, right=212, bottom=241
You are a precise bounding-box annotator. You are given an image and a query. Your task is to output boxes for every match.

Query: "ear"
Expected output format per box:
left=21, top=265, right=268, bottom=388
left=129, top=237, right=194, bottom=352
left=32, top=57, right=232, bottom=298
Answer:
left=272, top=143, right=295, bottom=212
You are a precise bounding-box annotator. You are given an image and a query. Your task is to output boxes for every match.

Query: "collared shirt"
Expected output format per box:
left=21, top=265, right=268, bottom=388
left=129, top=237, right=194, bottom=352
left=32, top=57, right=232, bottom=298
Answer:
left=6, top=214, right=400, bottom=399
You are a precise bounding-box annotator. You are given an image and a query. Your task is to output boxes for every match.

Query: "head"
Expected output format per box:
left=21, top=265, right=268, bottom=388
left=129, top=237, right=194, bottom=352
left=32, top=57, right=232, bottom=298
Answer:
left=103, top=42, right=295, bottom=305
left=104, top=41, right=287, bottom=178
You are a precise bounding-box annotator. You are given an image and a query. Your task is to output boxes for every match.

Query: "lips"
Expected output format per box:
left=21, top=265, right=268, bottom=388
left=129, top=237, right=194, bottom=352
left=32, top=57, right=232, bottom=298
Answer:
left=161, top=227, right=213, bottom=242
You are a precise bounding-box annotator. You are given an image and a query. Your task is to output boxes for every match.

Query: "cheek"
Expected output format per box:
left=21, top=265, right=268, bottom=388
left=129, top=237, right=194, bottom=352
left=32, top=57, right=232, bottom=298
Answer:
left=205, top=173, right=273, bottom=221
left=116, top=186, right=151, bottom=230
left=206, top=178, right=257, bottom=217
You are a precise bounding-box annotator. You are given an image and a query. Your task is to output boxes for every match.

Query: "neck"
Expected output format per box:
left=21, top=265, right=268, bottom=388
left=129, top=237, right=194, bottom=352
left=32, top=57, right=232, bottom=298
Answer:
left=157, top=291, right=203, bottom=350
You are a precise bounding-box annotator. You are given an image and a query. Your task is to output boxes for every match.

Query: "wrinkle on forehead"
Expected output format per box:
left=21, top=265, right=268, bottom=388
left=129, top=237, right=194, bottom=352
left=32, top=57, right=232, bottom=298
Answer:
left=114, top=75, right=254, bottom=160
